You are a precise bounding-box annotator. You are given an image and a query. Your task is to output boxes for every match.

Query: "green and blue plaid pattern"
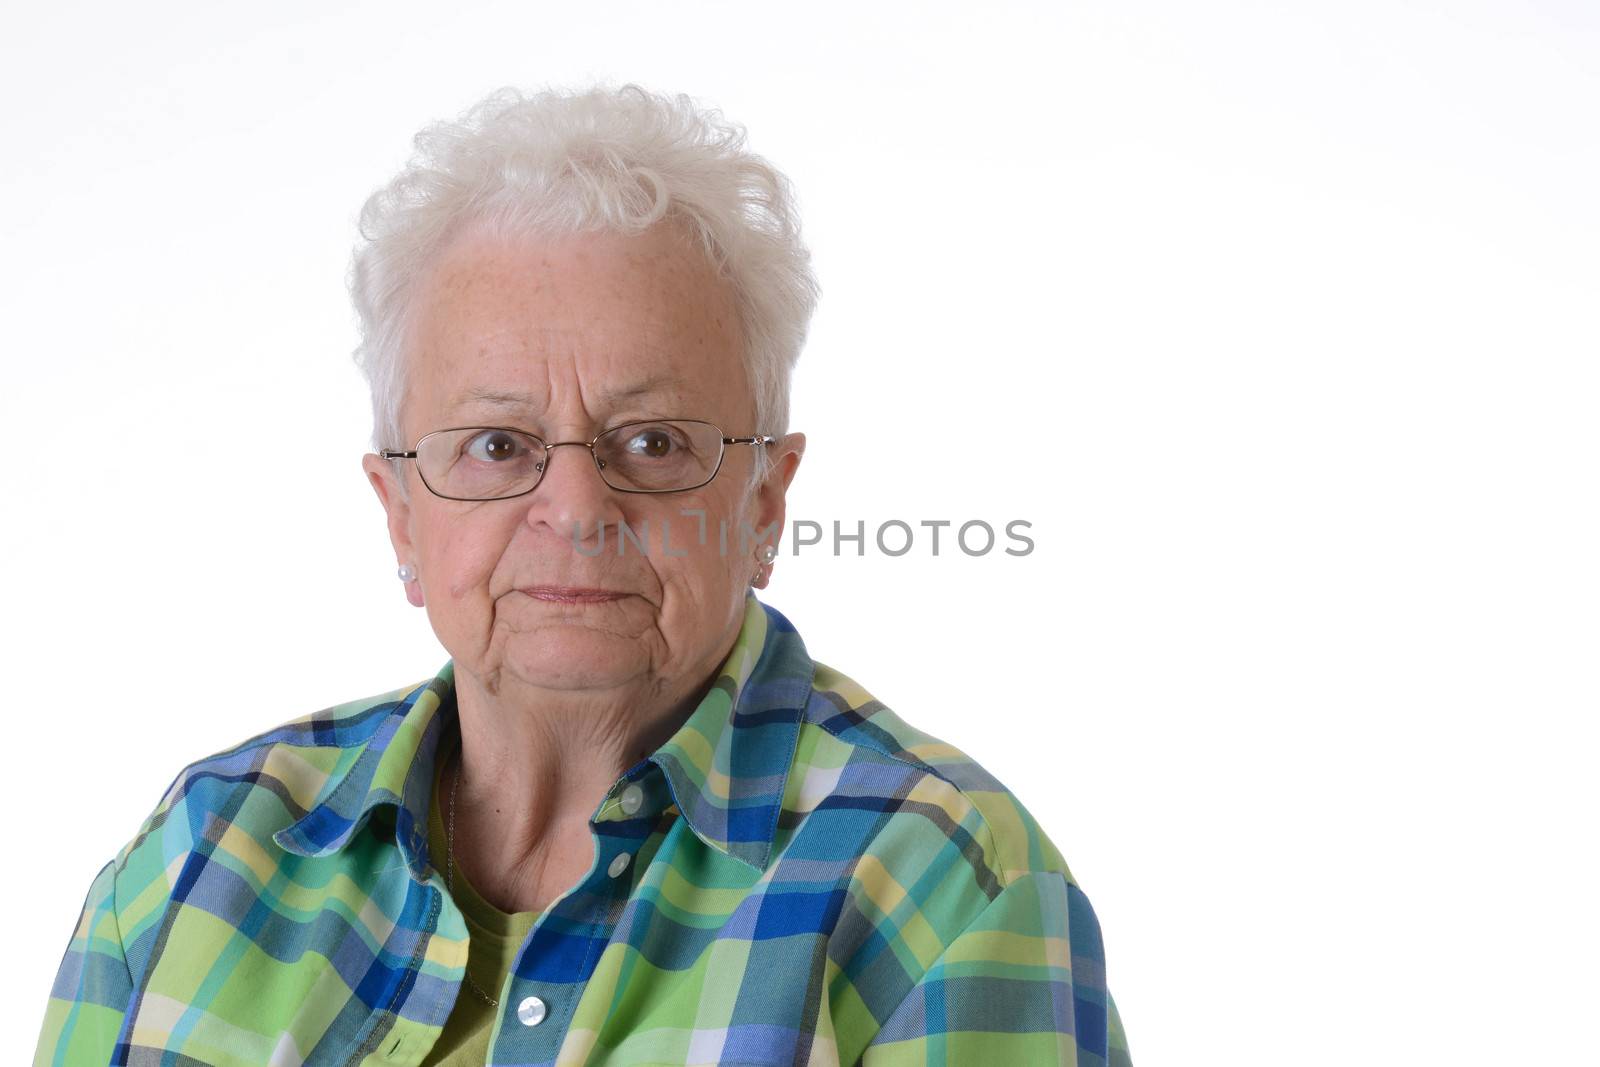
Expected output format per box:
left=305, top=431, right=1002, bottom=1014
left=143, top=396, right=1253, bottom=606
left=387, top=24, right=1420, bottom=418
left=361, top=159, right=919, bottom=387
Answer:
left=35, top=591, right=1132, bottom=1065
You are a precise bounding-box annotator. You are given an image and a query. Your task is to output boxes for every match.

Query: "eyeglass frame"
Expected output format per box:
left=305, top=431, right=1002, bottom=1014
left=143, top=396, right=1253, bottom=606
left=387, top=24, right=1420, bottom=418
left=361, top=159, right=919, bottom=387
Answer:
left=378, top=418, right=778, bottom=502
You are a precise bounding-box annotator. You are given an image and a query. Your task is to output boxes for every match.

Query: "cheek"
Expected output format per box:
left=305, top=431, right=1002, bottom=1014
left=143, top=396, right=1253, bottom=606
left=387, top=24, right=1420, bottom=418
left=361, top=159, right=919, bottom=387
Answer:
left=648, top=492, right=753, bottom=573
left=419, top=513, right=510, bottom=600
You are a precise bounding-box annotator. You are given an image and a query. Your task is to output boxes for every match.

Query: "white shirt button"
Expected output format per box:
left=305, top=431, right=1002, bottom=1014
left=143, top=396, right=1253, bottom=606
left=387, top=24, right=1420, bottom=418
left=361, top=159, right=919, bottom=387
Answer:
left=608, top=851, right=631, bottom=878
left=619, top=783, right=644, bottom=816
left=517, top=995, right=547, bottom=1027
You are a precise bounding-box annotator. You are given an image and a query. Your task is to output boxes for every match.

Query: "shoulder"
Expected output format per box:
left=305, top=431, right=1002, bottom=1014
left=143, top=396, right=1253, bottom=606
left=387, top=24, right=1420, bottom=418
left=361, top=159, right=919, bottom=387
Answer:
left=101, top=675, right=429, bottom=965
left=129, top=676, right=422, bottom=847
left=782, top=656, right=1113, bottom=1056
left=789, top=657, right=1075, bottom=895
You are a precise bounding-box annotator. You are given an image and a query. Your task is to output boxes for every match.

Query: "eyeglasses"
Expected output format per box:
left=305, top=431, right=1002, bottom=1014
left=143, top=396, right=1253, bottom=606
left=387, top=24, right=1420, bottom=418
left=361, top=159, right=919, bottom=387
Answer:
left=379, top=419, right=776, bottom=501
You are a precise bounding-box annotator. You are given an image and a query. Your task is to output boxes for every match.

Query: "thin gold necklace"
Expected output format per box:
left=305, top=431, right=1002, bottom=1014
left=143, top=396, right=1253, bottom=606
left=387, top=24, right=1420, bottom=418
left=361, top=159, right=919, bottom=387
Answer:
left=447, top=743, right=500, bottom=1009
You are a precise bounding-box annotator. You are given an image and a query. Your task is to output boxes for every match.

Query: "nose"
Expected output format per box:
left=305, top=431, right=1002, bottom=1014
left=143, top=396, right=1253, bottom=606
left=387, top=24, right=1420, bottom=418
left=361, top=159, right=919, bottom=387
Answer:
left=524, top=440, right=627, bottom=548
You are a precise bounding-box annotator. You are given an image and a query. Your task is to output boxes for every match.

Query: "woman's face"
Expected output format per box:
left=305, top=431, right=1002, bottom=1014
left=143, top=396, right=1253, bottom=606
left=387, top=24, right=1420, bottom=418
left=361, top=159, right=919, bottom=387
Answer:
left=361, top=221, right=802, bottom=697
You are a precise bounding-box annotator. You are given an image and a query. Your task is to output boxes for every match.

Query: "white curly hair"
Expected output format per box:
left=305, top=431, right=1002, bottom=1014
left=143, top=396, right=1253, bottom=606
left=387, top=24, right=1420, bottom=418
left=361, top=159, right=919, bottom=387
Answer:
left=348, top=82, right=820, bottom=497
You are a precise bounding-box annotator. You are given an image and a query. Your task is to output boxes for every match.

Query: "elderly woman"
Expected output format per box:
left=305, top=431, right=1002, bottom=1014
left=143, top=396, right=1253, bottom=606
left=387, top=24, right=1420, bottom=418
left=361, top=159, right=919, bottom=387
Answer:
left=36, top=85, right=1131, bottom=1067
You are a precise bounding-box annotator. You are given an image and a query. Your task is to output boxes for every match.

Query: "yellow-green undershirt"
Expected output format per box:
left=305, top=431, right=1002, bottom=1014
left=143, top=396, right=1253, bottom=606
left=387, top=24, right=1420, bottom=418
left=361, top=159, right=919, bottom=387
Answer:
left=421, top=734, right=547, bottom=1066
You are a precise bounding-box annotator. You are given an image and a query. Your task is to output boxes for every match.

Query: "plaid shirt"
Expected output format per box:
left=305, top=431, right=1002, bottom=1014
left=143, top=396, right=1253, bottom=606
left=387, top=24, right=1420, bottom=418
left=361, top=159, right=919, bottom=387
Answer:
left=35, top=591, right=1132, bottom=1066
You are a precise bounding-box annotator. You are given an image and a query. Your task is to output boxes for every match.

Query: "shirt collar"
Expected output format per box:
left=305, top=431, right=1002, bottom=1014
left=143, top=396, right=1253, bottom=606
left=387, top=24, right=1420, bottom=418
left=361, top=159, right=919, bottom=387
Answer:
left=272, top=590, right=815, bottom=881
left=644, top=590, right=815, bottom=870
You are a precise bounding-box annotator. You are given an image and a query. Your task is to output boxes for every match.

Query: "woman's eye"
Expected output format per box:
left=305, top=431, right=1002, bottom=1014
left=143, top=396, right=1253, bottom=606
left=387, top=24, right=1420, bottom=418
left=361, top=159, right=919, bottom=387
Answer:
left=465, top=431, right=524, bottom=462
left=624, top=429, right=677, bottom=458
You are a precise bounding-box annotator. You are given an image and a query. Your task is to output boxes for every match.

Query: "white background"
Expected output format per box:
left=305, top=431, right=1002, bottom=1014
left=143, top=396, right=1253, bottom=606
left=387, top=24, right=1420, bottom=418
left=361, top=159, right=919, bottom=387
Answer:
left=4, top=2, right=1596, bottom=1064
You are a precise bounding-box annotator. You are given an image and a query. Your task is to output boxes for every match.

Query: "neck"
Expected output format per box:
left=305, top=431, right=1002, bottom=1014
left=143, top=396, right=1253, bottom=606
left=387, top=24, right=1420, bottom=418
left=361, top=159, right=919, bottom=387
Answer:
left=443, top=644, right=732, bottom=914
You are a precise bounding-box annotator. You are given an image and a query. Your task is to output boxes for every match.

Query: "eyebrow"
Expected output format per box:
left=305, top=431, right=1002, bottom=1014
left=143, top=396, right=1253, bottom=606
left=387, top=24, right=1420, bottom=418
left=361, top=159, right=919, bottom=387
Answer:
left=449, top=374, right=683, bottom=412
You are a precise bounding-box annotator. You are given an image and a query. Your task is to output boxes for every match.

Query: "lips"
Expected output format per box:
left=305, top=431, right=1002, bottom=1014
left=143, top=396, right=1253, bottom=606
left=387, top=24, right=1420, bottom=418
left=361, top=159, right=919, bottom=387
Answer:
left=519, top=586, right=628, bottom=603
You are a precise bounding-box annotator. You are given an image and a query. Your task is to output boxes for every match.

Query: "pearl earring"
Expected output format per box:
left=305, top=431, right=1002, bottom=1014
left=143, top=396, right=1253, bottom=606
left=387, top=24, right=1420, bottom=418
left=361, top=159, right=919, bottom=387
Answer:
left=397, top=562, right=417, bottom=582
left=751, top=544, right=777, bottom=590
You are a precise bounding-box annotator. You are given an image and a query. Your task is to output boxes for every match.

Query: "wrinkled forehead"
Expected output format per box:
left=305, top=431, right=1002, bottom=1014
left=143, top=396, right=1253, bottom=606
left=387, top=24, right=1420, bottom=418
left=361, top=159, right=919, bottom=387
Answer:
left=400, top=227, right=752, bottom=438
left=419, top=327, right=747, bottom=428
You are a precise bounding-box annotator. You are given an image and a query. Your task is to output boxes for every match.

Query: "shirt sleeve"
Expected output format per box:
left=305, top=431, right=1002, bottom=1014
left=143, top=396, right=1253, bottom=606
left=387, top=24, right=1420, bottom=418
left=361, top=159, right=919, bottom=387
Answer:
left=859, top=869, right=1132, bottom=1066
left=33, top=857, right=135, bottom=1067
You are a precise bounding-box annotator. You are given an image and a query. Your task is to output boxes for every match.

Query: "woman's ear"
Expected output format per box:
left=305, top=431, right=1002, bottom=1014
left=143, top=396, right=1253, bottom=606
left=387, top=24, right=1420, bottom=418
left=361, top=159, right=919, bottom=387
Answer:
left=747, top=432, right=804, bottom=586
left=361, top=453, right=424, bottom=607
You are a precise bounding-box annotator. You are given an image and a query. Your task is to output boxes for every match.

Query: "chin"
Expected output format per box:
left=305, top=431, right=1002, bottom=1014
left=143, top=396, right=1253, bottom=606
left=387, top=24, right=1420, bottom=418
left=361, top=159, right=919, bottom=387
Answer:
left=501, top=630, right=644, bottom=690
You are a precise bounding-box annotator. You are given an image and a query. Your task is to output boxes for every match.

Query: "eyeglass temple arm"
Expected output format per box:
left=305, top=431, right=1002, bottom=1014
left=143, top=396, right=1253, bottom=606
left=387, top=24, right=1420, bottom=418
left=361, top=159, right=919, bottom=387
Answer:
left=379, top=449, right=418, bottom=459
